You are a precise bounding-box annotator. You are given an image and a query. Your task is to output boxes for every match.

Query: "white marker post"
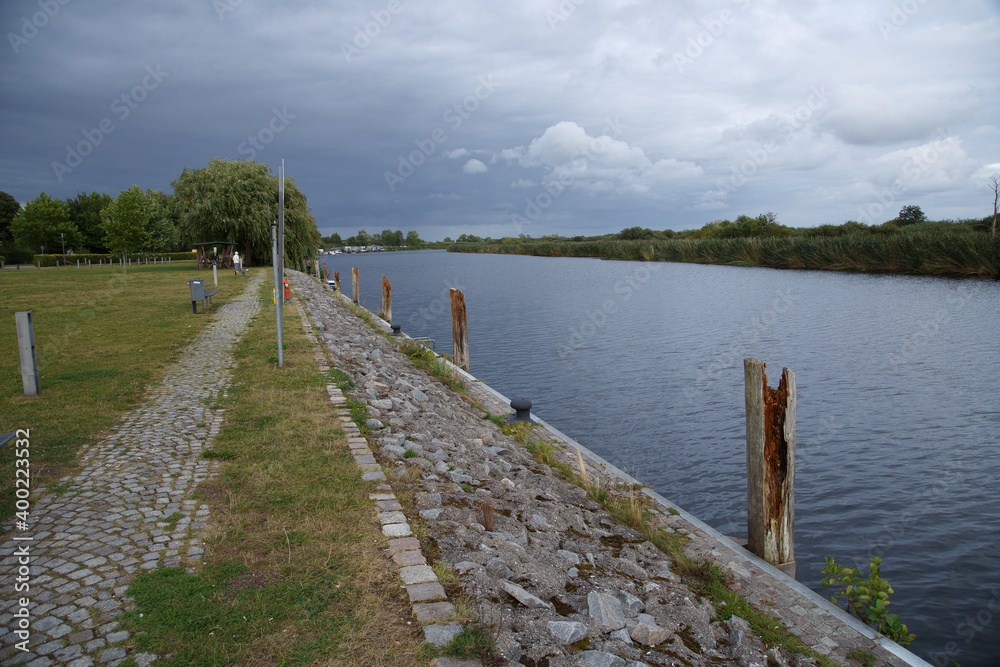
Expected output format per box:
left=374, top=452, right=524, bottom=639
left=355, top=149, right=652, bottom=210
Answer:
left=15, top=312, right=40, bottom=396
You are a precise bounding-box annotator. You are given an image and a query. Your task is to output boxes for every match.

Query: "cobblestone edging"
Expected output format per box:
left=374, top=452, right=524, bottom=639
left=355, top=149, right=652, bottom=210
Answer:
left=0, top=272, right=265, bottom=667
left=290, top=294, right=483, bottom=667
left=291, top=271, right=932, bottom=667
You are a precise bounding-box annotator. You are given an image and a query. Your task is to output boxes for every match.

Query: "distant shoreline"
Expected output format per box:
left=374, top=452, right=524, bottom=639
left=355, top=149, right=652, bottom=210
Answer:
left=447, top=234, right=1000, bottom=279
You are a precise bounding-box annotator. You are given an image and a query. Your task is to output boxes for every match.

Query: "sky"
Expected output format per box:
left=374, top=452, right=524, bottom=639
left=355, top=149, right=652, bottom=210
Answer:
left=1, top=0, right=999, bottom=242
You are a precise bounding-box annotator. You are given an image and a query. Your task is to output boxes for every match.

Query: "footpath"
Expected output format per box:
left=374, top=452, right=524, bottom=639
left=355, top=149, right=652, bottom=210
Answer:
left=288, top=270, right=932, bottom=667
left=0, top=272, right=264, bottom=666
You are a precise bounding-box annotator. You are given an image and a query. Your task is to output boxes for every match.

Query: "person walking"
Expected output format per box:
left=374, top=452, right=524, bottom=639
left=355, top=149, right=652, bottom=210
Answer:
left=233, top=250, right=242, bottom=276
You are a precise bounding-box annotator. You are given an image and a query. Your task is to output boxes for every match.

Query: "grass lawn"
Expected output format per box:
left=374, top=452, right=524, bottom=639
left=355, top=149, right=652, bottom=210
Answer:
left=118, top=278, right=427, bottom=665
left=0, top=260, right=247, bottom=520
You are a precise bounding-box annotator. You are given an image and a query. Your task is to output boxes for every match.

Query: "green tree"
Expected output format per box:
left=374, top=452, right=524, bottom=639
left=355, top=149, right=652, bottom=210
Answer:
left=897, top=205, right=926, bottom=226
left=11, top=192, right=82, bottom=254
left=66, top=191, right=114, bottom=252
left=619, top=226, right=655, bottom=240
left=172, top=158, right=319, bottom=267
left=379, top=229, right=403, bottom=247
left=405, top=230, right=423, bottom=246
left=141, top=189, right=179, bottom=253
left=102, top=185, right=149, bottom=273
left=321, top=232, right=343, bottom=248
left=0, top=191, right=21, bottom=245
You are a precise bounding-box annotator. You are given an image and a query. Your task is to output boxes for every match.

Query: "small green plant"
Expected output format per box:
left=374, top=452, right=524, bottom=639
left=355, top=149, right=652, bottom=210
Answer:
left=845, top=650, right=877, bottom=667
left=460, top=483, right=473, bottom=493
left=403, top=449, right=417, bottom=458
left=821, top=556, right=915, bottom=646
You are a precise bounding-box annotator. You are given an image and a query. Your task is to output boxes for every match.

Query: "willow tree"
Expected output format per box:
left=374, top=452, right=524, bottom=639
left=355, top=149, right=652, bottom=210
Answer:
left=171, top=158, right=319, bottom=266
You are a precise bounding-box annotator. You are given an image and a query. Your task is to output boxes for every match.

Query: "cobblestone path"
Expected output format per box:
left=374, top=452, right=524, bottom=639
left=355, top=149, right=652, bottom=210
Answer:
left=1, top=273, right=264, bottom=666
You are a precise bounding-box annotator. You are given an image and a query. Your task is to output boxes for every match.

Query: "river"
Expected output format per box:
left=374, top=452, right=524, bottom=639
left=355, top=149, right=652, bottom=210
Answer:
left=321, top=250, right=1000, bottom=666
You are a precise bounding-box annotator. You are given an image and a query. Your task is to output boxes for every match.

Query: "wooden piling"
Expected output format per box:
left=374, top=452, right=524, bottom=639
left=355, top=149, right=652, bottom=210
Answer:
left=313, top=259, right=320, bottom=278
left=351, top=267, right=359, bottom=303
left=450, top=288, right=469, bottom=371
left=321, top=262, right=330, bottom=285
left=744, top=358, right=796, bottom=576
left=333, top=270, right=340, bottom=292
left=381, top=274, right=392, bottom=323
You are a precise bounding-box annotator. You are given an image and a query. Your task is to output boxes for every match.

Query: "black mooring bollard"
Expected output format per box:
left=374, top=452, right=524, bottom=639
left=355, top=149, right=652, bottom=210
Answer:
left=508, top=398, right=535, bottom=424
left=391, top=324, right=402, bottom=336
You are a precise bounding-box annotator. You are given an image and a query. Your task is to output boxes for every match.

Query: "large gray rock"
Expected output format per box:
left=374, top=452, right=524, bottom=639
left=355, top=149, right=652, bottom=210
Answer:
left=587, top=591, right=626, bottom=632
left=424, top=623, right=463, bottom=646
left=583, top=651, right=627, bottom=667
left=629, top=619, right=670, bottom=646
left=502, top=581, right=553, bottom=609
left=618, top=590, right=644, bottom=616
left=546, top=620, right=588, bottom=644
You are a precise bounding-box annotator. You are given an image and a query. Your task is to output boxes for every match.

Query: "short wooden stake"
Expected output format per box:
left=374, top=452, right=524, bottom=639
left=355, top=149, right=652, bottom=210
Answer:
left=450, top=288, right=469, bottom=371
left=313, top=259, right=320, bottom=277
left=381, top=274, right=392, bottom=323
left=351, top=267, right=359, bottom=303
left=333, top=270, right=340, bottom=292
left=744, top=357, right=796, bottom=576
left=321, top=262, right=330, bottom=285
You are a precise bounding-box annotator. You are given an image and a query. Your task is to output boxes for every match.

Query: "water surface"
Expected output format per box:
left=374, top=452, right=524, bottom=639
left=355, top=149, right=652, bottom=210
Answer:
left=323, top=250, right=1000, bottom=666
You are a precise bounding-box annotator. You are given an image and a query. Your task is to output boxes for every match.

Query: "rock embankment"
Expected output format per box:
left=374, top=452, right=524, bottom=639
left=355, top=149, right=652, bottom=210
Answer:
left=289, top=271, right=909, bottom=667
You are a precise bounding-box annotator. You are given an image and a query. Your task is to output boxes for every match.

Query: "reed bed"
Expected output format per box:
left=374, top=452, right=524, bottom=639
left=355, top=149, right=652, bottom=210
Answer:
left=450, top=233, right=1000, bottom=278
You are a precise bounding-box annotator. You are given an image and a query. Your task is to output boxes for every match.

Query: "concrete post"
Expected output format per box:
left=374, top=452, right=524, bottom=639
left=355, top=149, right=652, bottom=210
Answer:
left=15, top=312, right=40, bottom=396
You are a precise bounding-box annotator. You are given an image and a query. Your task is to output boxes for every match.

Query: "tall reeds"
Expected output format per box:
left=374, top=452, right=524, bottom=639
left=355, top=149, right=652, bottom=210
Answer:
left=450, top=233, right=1000, bottom=278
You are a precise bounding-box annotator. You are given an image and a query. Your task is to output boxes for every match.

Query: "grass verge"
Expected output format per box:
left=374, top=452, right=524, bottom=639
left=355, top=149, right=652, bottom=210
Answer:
left=0, top=261, right=240, bottom=522
left=117, top=279, right=427, bottom=666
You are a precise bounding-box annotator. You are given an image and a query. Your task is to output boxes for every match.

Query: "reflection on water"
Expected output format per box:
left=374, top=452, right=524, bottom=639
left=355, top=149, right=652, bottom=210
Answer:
left=323, top=250, right=1000, bottom=666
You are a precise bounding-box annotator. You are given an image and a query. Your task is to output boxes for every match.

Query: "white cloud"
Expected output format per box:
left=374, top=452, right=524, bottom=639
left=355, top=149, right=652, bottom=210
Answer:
left=462, top=159, right=487, bottom=175
left=501, top=121, right=702, bottom=196
left=444, top=149, right=469, bottom=159
left=510, top=179, right=536, bottom=188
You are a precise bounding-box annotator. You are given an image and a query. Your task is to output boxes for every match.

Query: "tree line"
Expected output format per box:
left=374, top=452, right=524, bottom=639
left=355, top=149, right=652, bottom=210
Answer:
left=0, top=158, right=320, bottom=268
left=320, top=229, right=425, bottom=249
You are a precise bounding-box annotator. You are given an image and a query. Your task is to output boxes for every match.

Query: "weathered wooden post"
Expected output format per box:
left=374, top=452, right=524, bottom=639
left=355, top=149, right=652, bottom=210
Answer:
left=351, top=267, right=359, bottom=303
left=381, top=274, right=392, bottom=323
left=450, top=288, right=469, bottom=371
left=321, top=262, right=330, bottom=286
left=333, top=270, right=340, bottom=292
left=744, top=358, right=796, bottom=577
left=313, top=259, right=320, bottom=278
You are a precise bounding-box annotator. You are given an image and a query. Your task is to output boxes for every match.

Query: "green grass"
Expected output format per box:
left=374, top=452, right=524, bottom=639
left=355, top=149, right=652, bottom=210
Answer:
left=450, top=233, right=1000, bottom=277
left=0, top=261, right=244, bottom=521
left=118, top=279, right=427, bottom=665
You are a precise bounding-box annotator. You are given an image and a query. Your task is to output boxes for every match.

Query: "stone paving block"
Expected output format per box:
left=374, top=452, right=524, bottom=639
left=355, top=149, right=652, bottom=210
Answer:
left=413, top=601, right=456, bottom=622
left=424, top=623, right=463, bottom=647
left=388, top=537, right=421, bottom=553
left=382, top=522, right=412, bottom=537
left=392, top=550, right=427, bottom=567
left=362, top=471, right=387, bottom=481
left=406, top=581, right=447, bottom=603
left=399, top=564, right=437, bottom=585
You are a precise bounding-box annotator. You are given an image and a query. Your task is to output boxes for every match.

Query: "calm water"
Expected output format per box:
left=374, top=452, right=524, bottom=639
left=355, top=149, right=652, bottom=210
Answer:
left=323, top=250, right=1000, bottom=666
